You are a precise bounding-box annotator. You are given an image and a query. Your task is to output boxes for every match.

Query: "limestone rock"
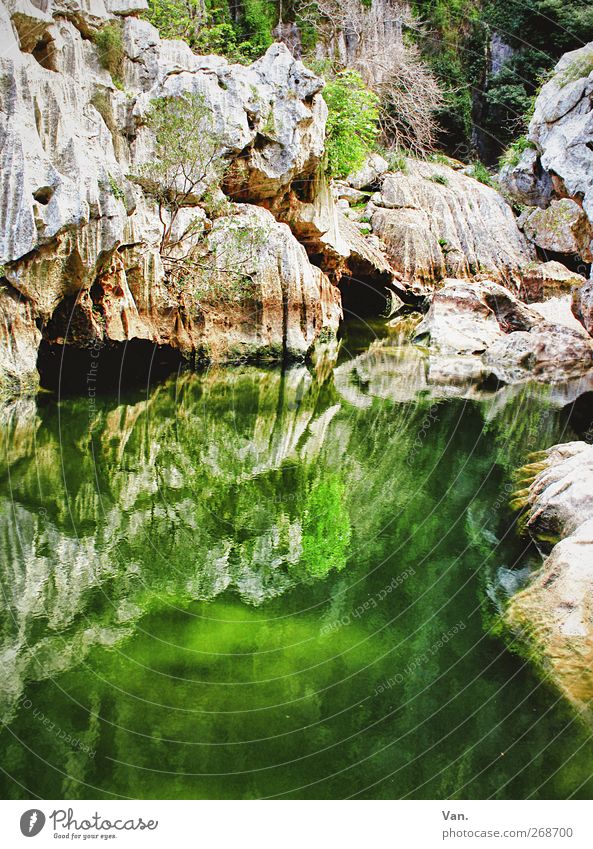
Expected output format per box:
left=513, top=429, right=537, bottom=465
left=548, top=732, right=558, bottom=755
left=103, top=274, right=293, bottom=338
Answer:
left=572, top=278, right=593, bottom=337
left=519, top=261, right=587, bottom=303
left=521, top=198, right=592, bottom=258
left=414, top=279, right=540, bottom=355
left=483, top=324, right=593, bottom=383
left=370, top=159, right=535, bottom=286
left=345, top=153, right=388, bottom=190
left=506, top=442, right=593, bottom=716
left=499, top=147, right=552, bottom=208
left=0, top=2, right=337, bottom=392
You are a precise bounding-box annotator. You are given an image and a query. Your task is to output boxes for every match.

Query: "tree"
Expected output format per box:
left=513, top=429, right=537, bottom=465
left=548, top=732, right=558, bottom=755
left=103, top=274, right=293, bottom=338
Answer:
left=135, top=93, right=226, bottom=257
left=322, top=70, right=380, bottom=178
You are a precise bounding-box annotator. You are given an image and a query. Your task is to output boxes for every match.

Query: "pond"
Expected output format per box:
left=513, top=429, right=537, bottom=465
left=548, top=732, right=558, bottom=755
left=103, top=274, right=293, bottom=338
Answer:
left=1, top=320, right=592, bottom=799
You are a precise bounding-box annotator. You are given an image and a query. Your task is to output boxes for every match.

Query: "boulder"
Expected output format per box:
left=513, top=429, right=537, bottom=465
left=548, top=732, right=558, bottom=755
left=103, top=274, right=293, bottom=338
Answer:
left=572, top=278, right=593, bottom=337
left=370, top=159, right=535, bottom=287
left=414, top=279, right=540, bottom=355
left=521, top=198, right=592, bottom=258
left=519, top=260, right=587, bottom=303
left=345, top=153, right=389, bottom=191
left=501, top=43, right=593, bottom=258
left=483, top=324, right=593, bottom=383
left=506, top=442, right=593, bottom=717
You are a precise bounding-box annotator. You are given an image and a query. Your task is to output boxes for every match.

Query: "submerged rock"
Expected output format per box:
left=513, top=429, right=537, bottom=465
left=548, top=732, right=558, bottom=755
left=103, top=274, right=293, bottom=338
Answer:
left=483, top=324, right=593, bottom=383
left=507, top=442, right=593, bottom=718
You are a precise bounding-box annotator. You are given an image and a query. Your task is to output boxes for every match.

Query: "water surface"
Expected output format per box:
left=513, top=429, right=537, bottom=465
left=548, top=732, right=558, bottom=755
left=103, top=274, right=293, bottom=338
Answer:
left=1, top=324, right=592, bottom=799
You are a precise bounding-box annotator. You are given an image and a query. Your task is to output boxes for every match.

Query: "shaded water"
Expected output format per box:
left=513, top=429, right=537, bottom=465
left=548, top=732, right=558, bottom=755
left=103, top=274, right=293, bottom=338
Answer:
left=1, top=323, right=592, bottom=799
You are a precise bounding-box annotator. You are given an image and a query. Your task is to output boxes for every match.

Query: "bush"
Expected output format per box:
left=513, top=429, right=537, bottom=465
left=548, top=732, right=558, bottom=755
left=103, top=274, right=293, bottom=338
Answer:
left=499, top=136, right=534, bottom=169
left=467, top=161, right=493, bottom=187
left=94, top=23, right=124, bottom=84
left=322, top=70, right=380, bottom=179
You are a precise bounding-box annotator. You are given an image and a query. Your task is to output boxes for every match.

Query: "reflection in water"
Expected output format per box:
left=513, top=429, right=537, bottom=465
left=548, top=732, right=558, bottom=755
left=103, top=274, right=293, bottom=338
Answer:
left=1, top=333, right=592, bottom=799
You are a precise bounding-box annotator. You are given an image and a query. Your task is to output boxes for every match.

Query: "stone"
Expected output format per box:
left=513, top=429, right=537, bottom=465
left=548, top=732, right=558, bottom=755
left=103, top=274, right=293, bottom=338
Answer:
left=506, top=442, right=593, bottom=717
left=483, top=323, right=593, bottom=383
left=370, top=159, right=535, bottom=287
left=519, top=260, right=587, bottom=303
left=413, top=278, right=540, bottom=355
left=572, top=278, right=593, bottom=337
left=345, top=153, right=389, bottom=191
left=521, top=198, right=592, bottom=258
left=0, top=3, right=339, bottom=392
left=499, top=147, right=552, bottom=208
left=501, top=42, right=593, bottom=256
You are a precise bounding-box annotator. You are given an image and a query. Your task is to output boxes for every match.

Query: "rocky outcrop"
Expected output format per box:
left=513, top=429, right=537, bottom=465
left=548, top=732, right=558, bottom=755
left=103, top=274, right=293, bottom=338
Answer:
left=500, top=43, right=593, bottom=266
left=0, top=0, right=338, bottom=391
left=369, top=159, right=535, bottom=287
left=414, top=279, right=593, bottom=384
left=507, top=442, right=593, bottom=717
left=520, top=199, right=593, bottom=259
left=572, top=278, right=593, bottom=337
left=519, top=261, right=586, bottom=303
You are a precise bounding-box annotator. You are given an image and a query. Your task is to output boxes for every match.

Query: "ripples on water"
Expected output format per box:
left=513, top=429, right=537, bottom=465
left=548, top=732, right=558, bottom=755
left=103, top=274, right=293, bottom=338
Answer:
left=1, top=321, right=592, bottom=799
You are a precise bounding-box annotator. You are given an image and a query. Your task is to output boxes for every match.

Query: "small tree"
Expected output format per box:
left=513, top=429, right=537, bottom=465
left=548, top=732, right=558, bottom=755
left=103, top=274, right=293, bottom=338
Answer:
left=136, top=93, right=226, bottom=256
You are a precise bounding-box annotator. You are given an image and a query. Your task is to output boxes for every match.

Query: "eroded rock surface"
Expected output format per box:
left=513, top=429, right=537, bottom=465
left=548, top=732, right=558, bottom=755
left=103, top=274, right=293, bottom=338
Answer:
left=369, top=159, right=535, bottom=287
left=507, top=442, right=593, bottom=717
left=0, top=1, right=338, bottom=389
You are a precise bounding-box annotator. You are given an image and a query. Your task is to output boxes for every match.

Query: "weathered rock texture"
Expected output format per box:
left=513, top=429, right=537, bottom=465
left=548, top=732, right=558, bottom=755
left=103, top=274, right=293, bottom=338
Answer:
left=0, top=0, right=340, bottom=392
left=369, top=160, right=535, bottom=287
left=500, top=43, right=593, bottom=269
left=414, top=279, right=593, bottom=384
left=507, top=442, right=593, bottom=718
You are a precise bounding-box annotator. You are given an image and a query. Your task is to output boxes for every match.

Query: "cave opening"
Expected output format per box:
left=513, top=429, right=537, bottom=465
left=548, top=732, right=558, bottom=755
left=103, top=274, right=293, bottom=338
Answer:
left=536, top=247, right=591, bottom=277
left=37, top=339, right=184, bottom=396
left=338, top=272, right=401, bottom=319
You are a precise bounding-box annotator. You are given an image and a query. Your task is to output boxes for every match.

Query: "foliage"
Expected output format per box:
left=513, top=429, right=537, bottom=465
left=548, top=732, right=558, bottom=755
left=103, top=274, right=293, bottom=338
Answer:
left=428, top=173, right=448, bottom=186
left=107, top=173, right=126, bottom=202
left=145, top=0, right=276, bottom=62
left=467, top=161, right=493, bottom=187
left=498, top=136, right=534, bottom=169
left=94, top=23, right=124, bottom=85
left=387, top=151, right=409, bottom=174
left=134, top=93, right=226, bottom=256
left=322, top=70, right=380, bottom=178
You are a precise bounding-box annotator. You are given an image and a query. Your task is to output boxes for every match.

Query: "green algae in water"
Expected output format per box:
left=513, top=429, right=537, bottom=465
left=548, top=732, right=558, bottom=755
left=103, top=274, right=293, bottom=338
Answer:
left=0, top=340, right=592, bottom=800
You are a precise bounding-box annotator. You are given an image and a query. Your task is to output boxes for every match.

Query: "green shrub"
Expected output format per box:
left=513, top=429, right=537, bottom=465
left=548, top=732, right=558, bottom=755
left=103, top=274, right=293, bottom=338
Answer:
left=322, top=70, right=380, bottom=179
left=499, top=136, right=534, bottom=169
left=94, top=23, right=124, bottom=85
left=428, top=173, right=449, bottom=186
left=387, top=151, right=409, bottom=174
left=467, top=161, right=494, bottom=187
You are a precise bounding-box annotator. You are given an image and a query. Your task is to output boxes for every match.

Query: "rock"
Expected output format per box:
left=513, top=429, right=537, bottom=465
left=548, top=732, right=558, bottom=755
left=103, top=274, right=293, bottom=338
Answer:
left=414, top=279, right=540, bottom=355
left=572, top=278, right=593, bottom=337
left=0, top=3, right=339, bottom=393
left=501, top=43, right=593, bottom=257
left=0, top=284, right=41, bottom=395
left=506, top=442, right=593, bottom=717
left=499, top=147, right=552, bottom=208
left=521, top=198, right=592, bottom=258
left=332, top=183, right=370, bottom=204
left=519, top=260, right=587, bottom=303
left=531, top=295, right=590, bottom=336
left=370, top=159, right=535, bottom=287
left=483, top=324, right=593, bottom=383
left=42, top=204, right=342, bottom=362
left=345, top=153, right=389, bottom=190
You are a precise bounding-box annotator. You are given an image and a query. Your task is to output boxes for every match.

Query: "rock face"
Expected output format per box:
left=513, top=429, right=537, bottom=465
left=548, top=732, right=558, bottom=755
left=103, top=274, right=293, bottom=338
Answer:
left=414, top=279, right=593, bottom=384
left=519, top=261, right=586, bottom=303
left=0, top=0, right=338, bottom=391
left=520, top=199, right=593, bottom=259
left=500, top=43, right=593, bottom=267
left=507, top=442, right=593, bottom=717
left=572, top=278, right=593, bottom=337
left=369, top=159, right=535, bottom=287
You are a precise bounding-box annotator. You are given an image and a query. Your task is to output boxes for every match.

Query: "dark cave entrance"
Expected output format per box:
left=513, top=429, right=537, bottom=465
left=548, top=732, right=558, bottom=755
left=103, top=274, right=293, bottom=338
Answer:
left=338, top=272, right=399, bottom=319
left=37, top=339, right=184, bottom=395
left=536, top=247, right=591, bottom=278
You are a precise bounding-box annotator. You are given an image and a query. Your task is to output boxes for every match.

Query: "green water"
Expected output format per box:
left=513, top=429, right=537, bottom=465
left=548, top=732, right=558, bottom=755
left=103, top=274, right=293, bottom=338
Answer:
left=1, top=325, right=592, bottom=799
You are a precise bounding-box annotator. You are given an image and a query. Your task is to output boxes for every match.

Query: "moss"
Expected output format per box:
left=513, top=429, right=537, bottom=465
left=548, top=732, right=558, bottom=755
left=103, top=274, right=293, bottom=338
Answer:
left=427, top=173, right=449, bottom=186
left=558, top=50, right=593, bottom=87
left=94, top=22, right=124, bottom=87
